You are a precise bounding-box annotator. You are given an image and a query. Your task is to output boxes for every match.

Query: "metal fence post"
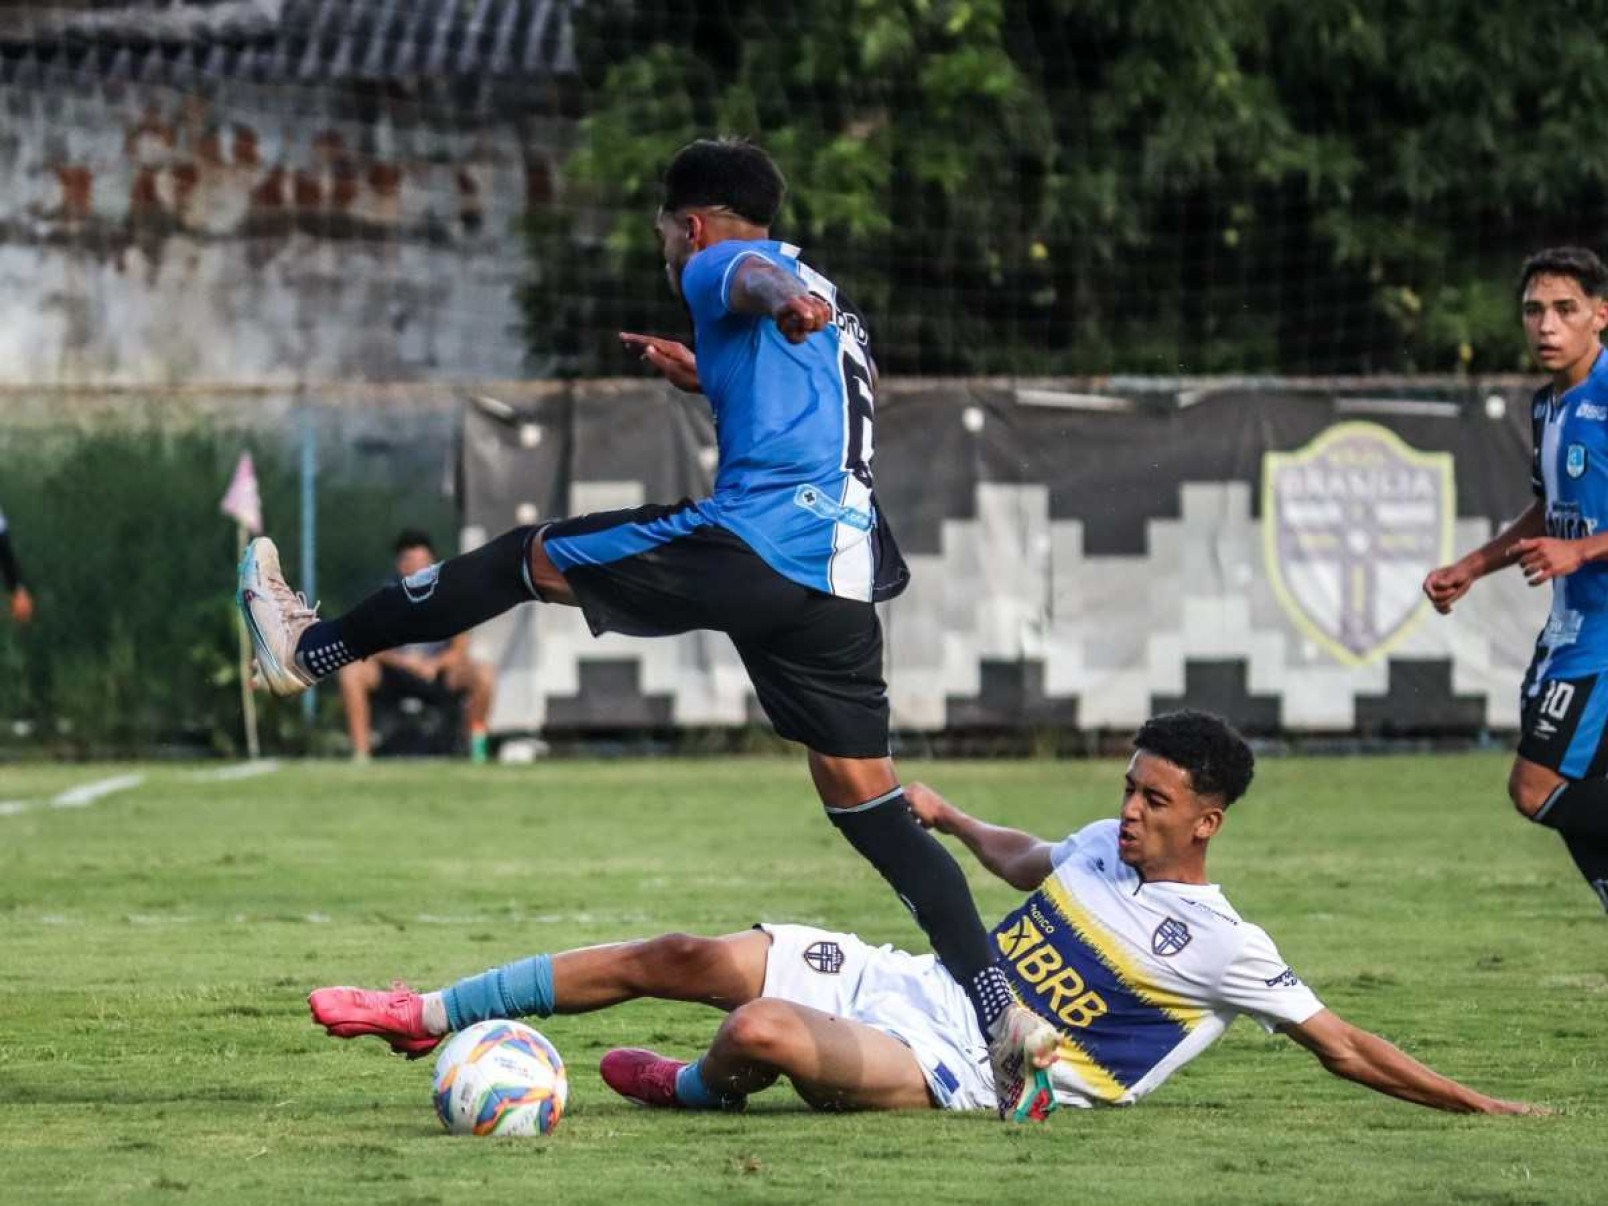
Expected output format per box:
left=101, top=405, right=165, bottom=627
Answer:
left=299, top=402, right=318, bottom=726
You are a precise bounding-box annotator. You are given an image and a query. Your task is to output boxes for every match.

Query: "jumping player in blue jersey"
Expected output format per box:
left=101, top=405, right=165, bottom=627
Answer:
left=237, top=138, right=1059, bottom=1118
left=1425, top=246, right=1608, bottom=912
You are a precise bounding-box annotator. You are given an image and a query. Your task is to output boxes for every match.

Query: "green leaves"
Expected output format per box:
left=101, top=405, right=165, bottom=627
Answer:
left=523, top=0, right=1607, bottom=375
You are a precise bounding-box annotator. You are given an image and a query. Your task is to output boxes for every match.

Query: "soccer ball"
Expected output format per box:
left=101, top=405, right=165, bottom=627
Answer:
left=431, top=1020, right=568, bottom=1137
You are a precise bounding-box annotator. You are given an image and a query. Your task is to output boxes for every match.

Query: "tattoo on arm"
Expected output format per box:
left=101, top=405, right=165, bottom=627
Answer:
left=727, top=257, right=808, bottom=317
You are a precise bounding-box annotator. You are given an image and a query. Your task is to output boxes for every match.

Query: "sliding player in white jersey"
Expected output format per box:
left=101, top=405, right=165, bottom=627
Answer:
left=309, top=712, right=1543, bottom=1117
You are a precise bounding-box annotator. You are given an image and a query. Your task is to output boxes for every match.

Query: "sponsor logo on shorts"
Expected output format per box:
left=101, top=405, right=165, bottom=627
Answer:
left=1578, top=402, right=1608, bottom=421
left=1263, top=967, right=1303, bottom=989
left=402, top=562, right=442, bottom=603
left=1151, top=918, right=1192, bottom=957
left=803, top=941, right=845, bottom=974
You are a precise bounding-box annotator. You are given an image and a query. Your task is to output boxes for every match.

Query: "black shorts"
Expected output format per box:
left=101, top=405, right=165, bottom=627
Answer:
left=542, top=502, right=889, bottom=758
left=1517, top=652, right=1608, bottom=778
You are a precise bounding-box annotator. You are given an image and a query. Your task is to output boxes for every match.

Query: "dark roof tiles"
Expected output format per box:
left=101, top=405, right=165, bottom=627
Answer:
left=0, top=0, right=576, bottom=83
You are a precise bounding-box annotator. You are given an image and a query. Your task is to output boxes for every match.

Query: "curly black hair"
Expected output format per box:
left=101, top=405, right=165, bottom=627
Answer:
left=1133, top=711, right=1255, bottom=807
left=662, top=138, right=786, bottom=227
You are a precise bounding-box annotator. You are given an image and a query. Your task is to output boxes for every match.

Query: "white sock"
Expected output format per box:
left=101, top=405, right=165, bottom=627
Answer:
left=420, top=992, right=449, bottom=1035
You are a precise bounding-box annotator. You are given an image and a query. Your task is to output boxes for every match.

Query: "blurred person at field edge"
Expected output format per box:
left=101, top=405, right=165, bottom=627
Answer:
left=0, top=503, right=33, bottom=624
left=336, top=530, right=496, bottom=764
left=1424, top=246, right=1608, bottom=914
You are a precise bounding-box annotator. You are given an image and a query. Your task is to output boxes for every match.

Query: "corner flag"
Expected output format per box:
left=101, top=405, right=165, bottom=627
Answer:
left=220, top=452, right=262, bottom=535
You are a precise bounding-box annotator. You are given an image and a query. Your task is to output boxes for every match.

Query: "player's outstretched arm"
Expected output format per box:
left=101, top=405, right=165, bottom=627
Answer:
left=1423, top=500, right=1545, bottom=614
left=905, top=782, right=1053, bottom=890
left=726, top=258, right=831, bottom=344
left=1281, top=1009, right=1549, bottom=1115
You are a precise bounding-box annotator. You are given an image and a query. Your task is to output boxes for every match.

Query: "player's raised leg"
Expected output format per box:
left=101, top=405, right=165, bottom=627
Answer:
left=238, top=525, right=569, bottom=698
left=308, top=930, right=770, bottom=1058
left=809, top=755, right=1057, bottom=1120
left=602, top=999, right=933, bottom=1113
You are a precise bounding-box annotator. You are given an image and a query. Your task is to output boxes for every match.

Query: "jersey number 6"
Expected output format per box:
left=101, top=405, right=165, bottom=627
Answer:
left=841, top=352, right=876, bottom=490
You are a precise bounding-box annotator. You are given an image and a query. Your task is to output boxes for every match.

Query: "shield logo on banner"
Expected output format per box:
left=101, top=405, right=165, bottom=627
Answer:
left=1263, top=422, right=1454, bottom=666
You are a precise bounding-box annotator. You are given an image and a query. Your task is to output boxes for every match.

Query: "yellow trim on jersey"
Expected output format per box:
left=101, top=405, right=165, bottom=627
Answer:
left=1040, top=875, right=1210, bottom=1029
left=1053, top=1036, right=1127, bottom=1103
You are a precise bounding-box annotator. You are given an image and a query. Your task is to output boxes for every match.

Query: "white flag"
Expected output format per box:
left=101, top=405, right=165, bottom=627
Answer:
left=220, top=451, right=262, bottom=534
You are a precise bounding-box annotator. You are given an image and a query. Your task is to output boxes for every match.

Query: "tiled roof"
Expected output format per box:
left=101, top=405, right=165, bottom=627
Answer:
left=0, top=0, right=577, bottom=85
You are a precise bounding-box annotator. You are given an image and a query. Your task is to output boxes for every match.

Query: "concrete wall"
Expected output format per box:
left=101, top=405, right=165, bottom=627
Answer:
left=0, top=78, right=562, bottom=385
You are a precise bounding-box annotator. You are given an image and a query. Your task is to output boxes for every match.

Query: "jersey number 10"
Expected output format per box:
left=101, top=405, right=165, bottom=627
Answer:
left=1539, top=680, right=1576, bottom=722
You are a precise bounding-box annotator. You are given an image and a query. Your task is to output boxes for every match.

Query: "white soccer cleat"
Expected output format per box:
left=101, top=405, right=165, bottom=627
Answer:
left=987, top=1002, right=1059, bottom=1123
left=237, top=537, right=319, bottom=697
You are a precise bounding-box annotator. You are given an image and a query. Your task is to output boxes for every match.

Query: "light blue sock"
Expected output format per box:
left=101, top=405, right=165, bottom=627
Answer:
left=673, top=1059, right=731, bottom=1109
left=441, top=954, right=554, bottom=1031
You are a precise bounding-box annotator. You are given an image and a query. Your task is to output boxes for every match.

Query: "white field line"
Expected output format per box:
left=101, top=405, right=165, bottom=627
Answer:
left=187, top=760, right=281, bottom=782
left=50, top=773, right=146, bottom=809
left=0, top=773, right=148, bottom=818
left=1, top=763, right=280, bottom=820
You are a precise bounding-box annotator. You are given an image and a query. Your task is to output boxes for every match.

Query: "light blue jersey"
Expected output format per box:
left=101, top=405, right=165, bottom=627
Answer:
left=677, top=238, right=906, bottom=603
left=1529, top=347, right=1608, bottom=680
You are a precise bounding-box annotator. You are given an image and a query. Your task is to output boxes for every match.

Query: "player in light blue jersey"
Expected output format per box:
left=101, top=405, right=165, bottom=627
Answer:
left=1425, top=246, right=1608, bottom=912
left=238, top=138, right=1057, bottom=1116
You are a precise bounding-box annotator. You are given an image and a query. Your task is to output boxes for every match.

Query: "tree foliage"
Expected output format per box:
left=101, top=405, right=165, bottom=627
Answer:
left=525, top=0, right=1608, bottom=377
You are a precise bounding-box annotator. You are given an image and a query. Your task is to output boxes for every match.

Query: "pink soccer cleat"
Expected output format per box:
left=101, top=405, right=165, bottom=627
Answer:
left=308, top=983, right=440, bottom=1059
left=599, top=1047, right=687, bottom=1108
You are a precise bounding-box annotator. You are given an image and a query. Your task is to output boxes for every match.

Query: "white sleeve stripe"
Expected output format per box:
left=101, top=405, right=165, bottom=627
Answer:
left=718, top=249, right=772, bottom=311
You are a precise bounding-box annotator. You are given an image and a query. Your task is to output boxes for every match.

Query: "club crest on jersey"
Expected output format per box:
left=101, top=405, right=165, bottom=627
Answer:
left=1151, top=917, right=1192, bottom=957
left=803, top=941, right=845, bottom=975
left=1262, top=422, right=1454, bottom=666
left=1567, top=444, right=1588, bottom=478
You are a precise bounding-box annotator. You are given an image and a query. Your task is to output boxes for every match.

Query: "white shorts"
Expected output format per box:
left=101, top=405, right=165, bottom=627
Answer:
left=756, top=923, right=994, bottom=1111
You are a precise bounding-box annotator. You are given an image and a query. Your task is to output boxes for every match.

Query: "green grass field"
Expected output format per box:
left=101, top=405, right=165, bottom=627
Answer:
left=1, top=753, right=1603, bottom=1204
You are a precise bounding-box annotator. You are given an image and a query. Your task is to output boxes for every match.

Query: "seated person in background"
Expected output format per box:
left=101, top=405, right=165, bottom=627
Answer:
left=0, top=503, right=33, bottom=624
left=337, top=530, right=496, bottom=762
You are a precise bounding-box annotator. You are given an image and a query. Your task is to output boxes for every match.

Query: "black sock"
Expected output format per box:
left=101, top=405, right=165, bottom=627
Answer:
left=1533, top=779, right=1608, bottom=909
left=1534, top=778, right=1608, bottom=841
left=297, top=525, right=541, bottom=674
left=1559, top=831, right=1608, bottom=914
left=827, top=789, right=1010, bottom=1029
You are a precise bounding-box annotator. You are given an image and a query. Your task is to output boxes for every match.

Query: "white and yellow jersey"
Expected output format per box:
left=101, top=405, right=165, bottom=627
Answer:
left=992, top=819, right=1324, bottom=1108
